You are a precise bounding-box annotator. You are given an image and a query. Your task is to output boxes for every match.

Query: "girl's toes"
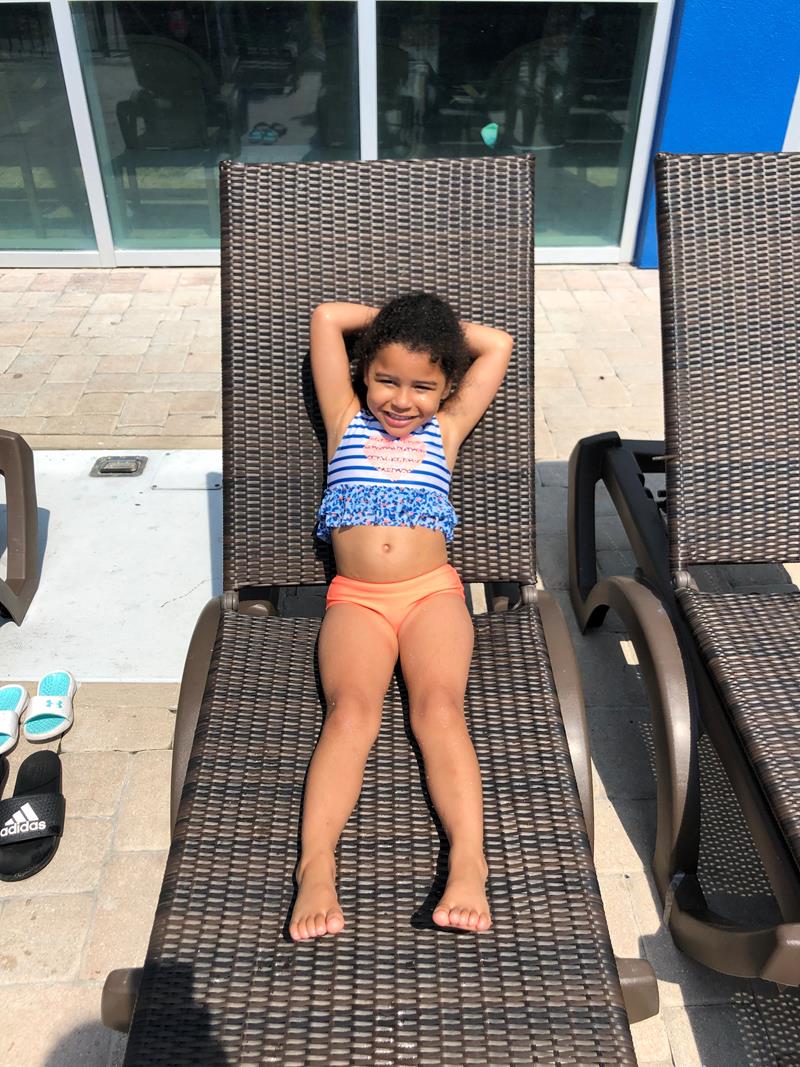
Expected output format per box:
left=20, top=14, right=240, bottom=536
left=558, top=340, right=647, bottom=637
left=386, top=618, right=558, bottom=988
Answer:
left=328, top=909, right=345, bottom=934
left=314, top=912, right=327, bottom=936
left=478, top=912, right=492, bottom=931
left=468, top=909, right=480, bottom=929
left=433, top=906, right=450, bottom=927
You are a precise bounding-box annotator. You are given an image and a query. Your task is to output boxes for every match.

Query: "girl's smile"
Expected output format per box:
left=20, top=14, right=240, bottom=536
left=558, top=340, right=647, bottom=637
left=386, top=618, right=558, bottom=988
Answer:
left=364, top=342, right=449, bottom=437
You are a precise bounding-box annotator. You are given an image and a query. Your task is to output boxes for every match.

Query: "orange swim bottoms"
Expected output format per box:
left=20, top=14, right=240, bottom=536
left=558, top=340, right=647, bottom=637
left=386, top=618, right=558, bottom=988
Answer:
left=326, top=563, right=464, bottom=635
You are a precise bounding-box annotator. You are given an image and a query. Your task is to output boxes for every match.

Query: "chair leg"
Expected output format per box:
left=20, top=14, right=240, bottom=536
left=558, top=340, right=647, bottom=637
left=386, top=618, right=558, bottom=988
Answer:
left=616, top=957, right=659, bottom=1023
left=19, top=153, right=46, bottom=238
left=127, top=165, right=141, bottom=210
left=102, top=968, right=143, bottom=1032
left=0, top=429, right=39, bottom=624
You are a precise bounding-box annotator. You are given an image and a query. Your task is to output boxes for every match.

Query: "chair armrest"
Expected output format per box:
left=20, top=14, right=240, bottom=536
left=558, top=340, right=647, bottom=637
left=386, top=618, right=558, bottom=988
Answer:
left=537, top=590, right=594, bottom=851
left=170, top=592, right=278, bottom=837
left=568, top=433, right=669, bottom=629
left=170, top=596, right=223, bottom=835
left=583, top=575, right=697, bottom=896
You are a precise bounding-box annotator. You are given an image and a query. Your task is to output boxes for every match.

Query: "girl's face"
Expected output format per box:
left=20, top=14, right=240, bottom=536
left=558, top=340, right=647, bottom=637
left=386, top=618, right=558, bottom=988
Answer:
left=364, top=343, right=449, bottom=438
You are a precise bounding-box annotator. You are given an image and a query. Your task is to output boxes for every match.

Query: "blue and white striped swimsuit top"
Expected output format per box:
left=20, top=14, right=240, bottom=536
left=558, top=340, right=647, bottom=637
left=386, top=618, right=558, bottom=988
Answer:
left=316, top=409, right=458, bottom=542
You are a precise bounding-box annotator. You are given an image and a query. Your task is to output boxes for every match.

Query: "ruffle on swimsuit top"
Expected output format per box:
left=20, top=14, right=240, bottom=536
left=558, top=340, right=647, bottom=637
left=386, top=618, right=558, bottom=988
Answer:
left=316, top=483, right=458, bottom=543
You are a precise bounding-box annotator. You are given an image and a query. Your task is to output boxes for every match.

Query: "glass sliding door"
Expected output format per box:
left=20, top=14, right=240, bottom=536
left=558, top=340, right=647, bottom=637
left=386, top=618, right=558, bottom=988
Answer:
left=0, top=2, right=95, bottom=250
left=1, top=0, right=667, bottom=262
left=71, top=0, right=359, bottom=249
left=376, top=1, right=655, bottom=247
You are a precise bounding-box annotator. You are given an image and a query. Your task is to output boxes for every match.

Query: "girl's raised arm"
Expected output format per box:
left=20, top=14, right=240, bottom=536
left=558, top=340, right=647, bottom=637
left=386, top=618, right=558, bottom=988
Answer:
left=441, top=321, right=514, bottom=447
left=310, top=302, right=378, bottom=437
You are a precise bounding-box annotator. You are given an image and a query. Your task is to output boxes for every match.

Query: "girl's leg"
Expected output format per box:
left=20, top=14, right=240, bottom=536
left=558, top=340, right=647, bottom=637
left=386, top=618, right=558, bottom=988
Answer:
left=290, top=604, right=398, bottom=941
left=398, top=595, right=491, bottom=932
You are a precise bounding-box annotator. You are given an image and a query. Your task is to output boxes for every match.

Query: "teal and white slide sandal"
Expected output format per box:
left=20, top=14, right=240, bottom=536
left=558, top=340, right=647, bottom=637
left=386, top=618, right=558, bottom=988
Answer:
left=0, top=685, right=29, bottom=756
left=22, top=671, right=77, bottom=742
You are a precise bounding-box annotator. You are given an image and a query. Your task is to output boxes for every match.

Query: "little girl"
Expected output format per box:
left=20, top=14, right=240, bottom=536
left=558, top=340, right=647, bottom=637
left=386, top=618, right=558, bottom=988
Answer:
left=289, top=292, right=513, bottom=942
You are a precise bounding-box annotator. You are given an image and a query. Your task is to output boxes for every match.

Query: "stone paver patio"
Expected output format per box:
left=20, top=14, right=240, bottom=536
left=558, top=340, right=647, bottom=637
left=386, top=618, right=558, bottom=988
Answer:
left=1, top=266, right=799, bottom=1066
left=0, top=265, right=662, bottom=451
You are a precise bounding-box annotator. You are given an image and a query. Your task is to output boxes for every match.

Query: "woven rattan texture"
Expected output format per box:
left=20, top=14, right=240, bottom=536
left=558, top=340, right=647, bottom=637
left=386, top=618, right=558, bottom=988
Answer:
left=655, top=152, right=800, bottom=568
left=678, top=588, right=800, bottom=869
left=124, top=610, right=634, bottom=1065
left=219, top=157, right=535, bottom=588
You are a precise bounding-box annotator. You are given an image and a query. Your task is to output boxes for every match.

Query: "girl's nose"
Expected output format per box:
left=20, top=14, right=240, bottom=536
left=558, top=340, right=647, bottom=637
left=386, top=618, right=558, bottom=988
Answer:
left=394, top=391, right=412, bottom=410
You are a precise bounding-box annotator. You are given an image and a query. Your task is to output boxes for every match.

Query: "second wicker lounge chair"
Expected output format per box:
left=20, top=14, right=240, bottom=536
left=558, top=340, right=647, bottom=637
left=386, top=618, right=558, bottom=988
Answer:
left=104, top=155, right=657, bottom=1062
left=569, top=151, right=800, bottom=985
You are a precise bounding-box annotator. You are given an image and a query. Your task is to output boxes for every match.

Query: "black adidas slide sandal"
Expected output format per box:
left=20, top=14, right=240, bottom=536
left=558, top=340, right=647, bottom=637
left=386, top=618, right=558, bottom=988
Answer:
left=0, top=751, right=64, bottom=881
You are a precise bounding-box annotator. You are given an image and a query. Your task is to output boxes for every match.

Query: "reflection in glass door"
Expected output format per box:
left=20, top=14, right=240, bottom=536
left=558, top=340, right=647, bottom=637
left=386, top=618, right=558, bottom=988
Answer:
left=0, top=2, right=95, bottom=250
left=72, top=1, right=359, bottom=250
left=376, top=1, right=655, bottom=247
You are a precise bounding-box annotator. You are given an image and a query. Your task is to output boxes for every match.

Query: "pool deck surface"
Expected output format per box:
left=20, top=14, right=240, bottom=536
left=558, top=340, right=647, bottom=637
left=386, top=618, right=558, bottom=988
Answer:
left=1, top=265, right=798, bottom=1066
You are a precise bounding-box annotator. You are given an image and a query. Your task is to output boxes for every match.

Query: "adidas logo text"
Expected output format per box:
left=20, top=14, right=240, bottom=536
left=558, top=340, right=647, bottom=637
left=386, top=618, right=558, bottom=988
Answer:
left=1, top=803, right=45, bottom=837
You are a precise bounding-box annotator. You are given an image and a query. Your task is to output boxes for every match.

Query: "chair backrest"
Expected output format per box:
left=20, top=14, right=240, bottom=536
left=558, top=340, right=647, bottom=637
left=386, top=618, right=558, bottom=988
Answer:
left=656, top=152, right=800, bottom=570
left=219, top=156, right=535, bottom=590
left=127, top=35, right=218, bottom=100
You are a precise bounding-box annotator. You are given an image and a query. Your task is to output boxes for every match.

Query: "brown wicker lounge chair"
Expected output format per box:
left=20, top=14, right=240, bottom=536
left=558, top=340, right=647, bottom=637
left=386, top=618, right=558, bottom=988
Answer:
left=568, top=151, right=800, bottom=985
left=103, top=155, right=657, bottom=1061
left=0, top=428, right=39, bottom=624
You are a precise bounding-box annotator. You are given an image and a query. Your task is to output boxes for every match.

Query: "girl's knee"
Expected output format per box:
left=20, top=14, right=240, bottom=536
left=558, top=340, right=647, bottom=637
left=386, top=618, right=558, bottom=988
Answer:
left=410, top=692, right=465, bottom=735
left=323, top=693, right=382, bottom=742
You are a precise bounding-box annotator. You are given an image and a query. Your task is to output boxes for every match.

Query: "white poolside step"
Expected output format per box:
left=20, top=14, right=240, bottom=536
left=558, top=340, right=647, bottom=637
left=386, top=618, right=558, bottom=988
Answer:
left=0, top=450, right=222, bottom=682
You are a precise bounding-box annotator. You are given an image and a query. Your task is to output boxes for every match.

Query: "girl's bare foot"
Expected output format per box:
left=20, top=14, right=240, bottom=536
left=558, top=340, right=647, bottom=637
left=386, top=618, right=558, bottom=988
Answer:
left=290, top=853, right=345, bottom=941
left=433, top=852, right=491, bottom=932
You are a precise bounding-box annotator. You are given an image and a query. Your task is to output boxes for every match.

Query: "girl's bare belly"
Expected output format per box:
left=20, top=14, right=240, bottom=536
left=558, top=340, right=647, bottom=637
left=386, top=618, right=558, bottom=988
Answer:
left=331, top=525, right=448, bottom=582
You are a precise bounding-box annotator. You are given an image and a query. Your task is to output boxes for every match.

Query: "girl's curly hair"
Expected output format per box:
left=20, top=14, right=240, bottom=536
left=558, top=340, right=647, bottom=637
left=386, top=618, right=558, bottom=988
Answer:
left=354, top=293, right=470, bottom=392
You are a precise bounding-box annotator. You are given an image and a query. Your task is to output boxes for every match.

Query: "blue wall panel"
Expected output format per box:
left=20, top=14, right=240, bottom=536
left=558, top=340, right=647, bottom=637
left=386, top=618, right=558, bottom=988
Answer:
left=635, top=0, right=800, bottom=266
